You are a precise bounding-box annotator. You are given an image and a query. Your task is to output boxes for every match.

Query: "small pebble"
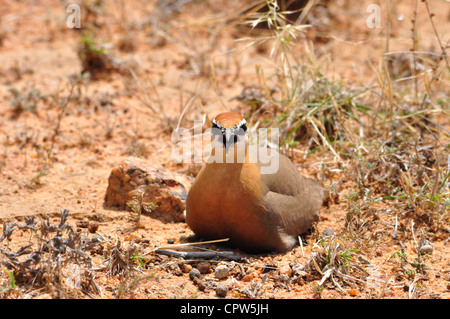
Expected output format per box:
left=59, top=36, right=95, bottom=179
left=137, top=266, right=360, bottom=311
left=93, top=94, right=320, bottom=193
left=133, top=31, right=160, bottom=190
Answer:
left=174, top=268, right=183, bottom=276
left=135, top=220, right=145, bottom=229
left=196, top=279, right=208, bottom=292
left=242, top=273, right=254, bottom=282
left=279, top=264, right=292, bottom=277
left=87, top=221, right=99, bottom=233
left=91, top=234, right=103, bottom=244
left=197, top=262, right=211, bottom=274
left=214, top=265, right=229, bottom=279
left=182, top=263, right=193, bottom=273
left=215, top=283, right=228, bottom=297
left=322, top=228, right=334, bottom=238
left=189, top=268, right=201, bottom=280
left=349, top=288, right=358, bottom=297
left=419, top=239, right=433, bottom=255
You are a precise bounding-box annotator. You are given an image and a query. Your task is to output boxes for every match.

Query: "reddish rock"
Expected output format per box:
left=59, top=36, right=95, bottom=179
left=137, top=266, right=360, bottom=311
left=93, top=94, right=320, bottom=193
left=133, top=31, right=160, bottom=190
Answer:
left=104, top=157, right=191, bottom=223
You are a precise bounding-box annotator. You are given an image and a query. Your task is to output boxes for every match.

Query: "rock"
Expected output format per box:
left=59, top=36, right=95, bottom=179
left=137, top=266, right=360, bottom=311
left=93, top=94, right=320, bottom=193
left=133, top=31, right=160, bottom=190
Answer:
left=215, top=283, right=228, bottom=297
left=279, top=264, right=292, bottom=277
left=197, top=262, right=211, bottom=274
left=87, top=221, right=99, bottom=233
left=242, top=273, right=254, bottom=282
left=214, top=265, right=229, bottom=279
left=182, top=263, right=193, bottom=273
left=192, top=276, right=209, bottom=292
left=322, top=228, right=334, bottom=238
left=91, top=234, right=103, bottom=244
left=189, top=268, right=201, bottom=280
left=104, top=157, right=191, bottom=223
left=418, top=239, right=433, bottom=255
left=174, top=268, right=183, bottom=276
left=196, top=280, right=209, bottom=292
left=192, top=277, right=200, bottom=284
left=348, top=288, right=358, bottom=297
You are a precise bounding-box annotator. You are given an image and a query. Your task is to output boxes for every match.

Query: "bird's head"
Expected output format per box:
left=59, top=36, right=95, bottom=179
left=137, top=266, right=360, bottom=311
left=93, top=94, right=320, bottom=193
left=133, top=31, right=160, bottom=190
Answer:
left=211, top=112, right=248, bottom=154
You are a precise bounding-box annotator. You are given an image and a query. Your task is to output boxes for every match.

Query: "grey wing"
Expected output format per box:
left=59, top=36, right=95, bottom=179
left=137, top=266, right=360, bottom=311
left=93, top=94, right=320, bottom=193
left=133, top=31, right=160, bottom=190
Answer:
left=258, top=153, right=323, bottom=236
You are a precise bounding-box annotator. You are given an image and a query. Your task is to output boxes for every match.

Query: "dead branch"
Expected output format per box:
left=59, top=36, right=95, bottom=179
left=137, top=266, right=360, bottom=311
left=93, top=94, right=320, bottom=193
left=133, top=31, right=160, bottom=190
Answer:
left=154, top=248, right=244, bottom=262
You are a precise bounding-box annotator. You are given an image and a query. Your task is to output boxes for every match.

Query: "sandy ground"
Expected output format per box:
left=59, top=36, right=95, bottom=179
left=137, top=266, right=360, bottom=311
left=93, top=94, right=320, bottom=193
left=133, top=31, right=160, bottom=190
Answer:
left=0, top=0, right=449, bottom=299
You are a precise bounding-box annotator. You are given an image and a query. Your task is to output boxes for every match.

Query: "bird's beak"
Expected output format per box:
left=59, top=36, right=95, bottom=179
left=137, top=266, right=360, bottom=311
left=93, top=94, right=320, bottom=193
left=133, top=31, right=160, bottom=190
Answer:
left=225, top=142, right=232, bottom=154
left=225, top=131, right=232, bottom=152
left=224, top=141, right=232, bottom=154
left=223, top=130, right=235, bottom=154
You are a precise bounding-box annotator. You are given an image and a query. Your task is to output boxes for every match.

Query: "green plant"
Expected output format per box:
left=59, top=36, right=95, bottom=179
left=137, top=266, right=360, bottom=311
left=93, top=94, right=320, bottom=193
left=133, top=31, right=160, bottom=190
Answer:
left=3, top=269, right=16, bottom=289
left=306, top=236, right=370, bottom=292
left=389, top=249, right=429, bottom=279
left=77, top=32, right=119, bottom=79
left=311, top=281, right=325, bottom=298
left=0, top=269, right=17, bottom=298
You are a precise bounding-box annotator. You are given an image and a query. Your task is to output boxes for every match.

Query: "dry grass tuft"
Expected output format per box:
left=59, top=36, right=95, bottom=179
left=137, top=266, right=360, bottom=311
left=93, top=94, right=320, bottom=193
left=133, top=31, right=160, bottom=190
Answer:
left=305, top=236, right=372, bottom=292
left=0, top=210, right=100, bottom=298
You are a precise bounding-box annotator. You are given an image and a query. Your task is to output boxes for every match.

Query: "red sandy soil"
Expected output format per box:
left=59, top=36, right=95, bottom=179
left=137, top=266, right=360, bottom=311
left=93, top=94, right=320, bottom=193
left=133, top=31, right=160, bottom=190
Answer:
left=0, top=0, right=448, bottom=299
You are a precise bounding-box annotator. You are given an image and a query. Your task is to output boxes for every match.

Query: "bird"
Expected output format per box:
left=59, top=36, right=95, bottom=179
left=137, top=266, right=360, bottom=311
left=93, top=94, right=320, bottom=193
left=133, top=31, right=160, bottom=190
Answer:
left=185, top=112, right=323, bottom=252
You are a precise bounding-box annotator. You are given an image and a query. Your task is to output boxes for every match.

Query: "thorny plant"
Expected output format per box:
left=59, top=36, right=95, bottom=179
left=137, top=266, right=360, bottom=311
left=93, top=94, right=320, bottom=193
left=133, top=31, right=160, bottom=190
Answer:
left=0, top=210, right=101, bottom=297
left=0, top=209, right=148, bottom=298
left=100, top=238, right=141, bottom=278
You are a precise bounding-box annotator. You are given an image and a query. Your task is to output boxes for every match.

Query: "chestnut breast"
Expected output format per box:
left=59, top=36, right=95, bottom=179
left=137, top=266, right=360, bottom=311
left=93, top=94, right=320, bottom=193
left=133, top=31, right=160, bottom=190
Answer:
left=185, top=161, right=269, bottom=246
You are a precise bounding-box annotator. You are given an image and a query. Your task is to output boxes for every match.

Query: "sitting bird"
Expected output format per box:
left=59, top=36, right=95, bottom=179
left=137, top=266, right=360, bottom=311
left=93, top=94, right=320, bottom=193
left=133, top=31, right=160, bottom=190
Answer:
left=186, top=112, right=323, bottom=252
